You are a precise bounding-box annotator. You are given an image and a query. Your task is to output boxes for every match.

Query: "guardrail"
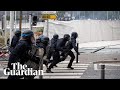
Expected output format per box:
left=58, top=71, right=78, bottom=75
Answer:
left=93, top=60, right=120, bottom=79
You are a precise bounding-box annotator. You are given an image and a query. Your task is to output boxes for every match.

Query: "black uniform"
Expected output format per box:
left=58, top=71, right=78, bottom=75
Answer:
left=11, top=36, right=20, bottom=47
left=7, top=40, right=32, bottom=79
left=46, top=34, right=70, bottom=73
left=36, top=36, right=50, bottom=67
left=7, top=30, right=34, bottom=79
left=46, top=34, right=59, bottom=63
left=60, top=32, right=80, bottom=69
left=9, top=30, right=21, bottom=52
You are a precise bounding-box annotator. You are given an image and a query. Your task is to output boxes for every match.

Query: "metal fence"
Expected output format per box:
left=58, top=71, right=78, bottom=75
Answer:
left=58, top=11, right=120, bottom=20
left=0, top=11, right=120, bottom=21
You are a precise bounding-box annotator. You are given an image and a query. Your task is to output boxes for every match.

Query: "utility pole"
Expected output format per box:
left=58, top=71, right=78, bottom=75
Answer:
left=29, top=14, right=32, bottom=30
left=10, top=11, right=14, bottom=45
left=4, top=11, right=7, bottom=45
left=14, top=11, right=17, bottom=31
left=19, top=11, right=22, bottom=31
left=47, top=19, right=49, bottom=37
left=46, top=19, right=49, bottom=37
left=1, top=15, right=4, bottom=36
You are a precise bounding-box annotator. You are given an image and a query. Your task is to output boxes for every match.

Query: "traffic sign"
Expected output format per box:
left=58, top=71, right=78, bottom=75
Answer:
left=41, top=14, right=57, bottom=20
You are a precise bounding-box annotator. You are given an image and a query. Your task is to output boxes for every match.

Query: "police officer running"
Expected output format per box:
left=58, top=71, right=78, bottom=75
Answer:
left=46, top=34, right=59, bottom=65
left=60, top=32, right=80, bottom=69
left=7, top=30, right=35, bottom=79
left=46, top=34, right=70, bottom=73
left=36, top=35, right=50, bottom=68
left=9, top=30, right=21, bottom=52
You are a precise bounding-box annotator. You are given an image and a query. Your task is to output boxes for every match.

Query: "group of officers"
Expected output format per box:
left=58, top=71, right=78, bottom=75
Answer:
left=7, top=29, right=80, bottom=79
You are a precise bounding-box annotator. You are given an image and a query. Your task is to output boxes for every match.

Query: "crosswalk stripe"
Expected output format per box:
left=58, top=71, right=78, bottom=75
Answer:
left=43, top=73, right=83, bottom=76
left=0, top=62, right=90, bottom=79
left=44, top=70, right=85, bottom=73
left=59, top=62, right=89, bottom=64
left=35, top=76, right=81, bottom=79
left=0, top=76, right=82, bottom=79
left=49, top=68, right=87, bottom=70
left=52, top=66, right=89, bottom=68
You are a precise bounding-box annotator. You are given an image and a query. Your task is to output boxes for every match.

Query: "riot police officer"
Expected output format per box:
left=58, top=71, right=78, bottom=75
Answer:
left=9, top=30, right=21, bottom=52
left=36, top=35, right=49, bottom=57
left=7, top=30, right=35, bottom=79
left=46, top=34, right=70, bottom=73
left=36, top=35, right=50, bottom=68
left=60, top=32, right=80, bottom=69
left=46, top=34, right=59, bottom=65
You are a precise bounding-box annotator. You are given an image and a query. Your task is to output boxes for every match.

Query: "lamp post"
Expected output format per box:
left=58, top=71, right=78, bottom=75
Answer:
left=19, top=11, right=22, bottom=31
left=4, top=11, right=7, bottom=45
left=10, top=11, right=14, bottom=45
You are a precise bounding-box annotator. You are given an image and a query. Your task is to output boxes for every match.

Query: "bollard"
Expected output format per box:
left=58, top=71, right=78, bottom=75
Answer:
left=38, top=48, right=44, bottom=79
left=76, top=43, right=79, bottom=63
left=39, top=58, right=43, bottom=79
left=101, top=65, right=105, bottom=79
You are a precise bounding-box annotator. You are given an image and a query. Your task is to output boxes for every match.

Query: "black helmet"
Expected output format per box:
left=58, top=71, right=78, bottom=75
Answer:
left=71, top=32, right=78, bottom=39
left=53, top=34, right=59, bottom=39
left=14, top=30, right=21, bottom=36
left=21, top=30, right=34, bottom=39
left=39, top=36, right=49, bottom=45
left=63, top=34, right=70, bottom=41
left=42, top=37, right=49, bottom=43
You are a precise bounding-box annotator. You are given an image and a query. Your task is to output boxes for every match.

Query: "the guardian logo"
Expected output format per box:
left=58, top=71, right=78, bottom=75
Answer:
left=3, top=62, right=43, bottom=76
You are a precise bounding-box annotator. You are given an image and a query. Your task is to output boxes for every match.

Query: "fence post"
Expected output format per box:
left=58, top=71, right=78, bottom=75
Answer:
left=38, top=48, right=44, bottom=79
left=39, top=59, right=43, bottom=79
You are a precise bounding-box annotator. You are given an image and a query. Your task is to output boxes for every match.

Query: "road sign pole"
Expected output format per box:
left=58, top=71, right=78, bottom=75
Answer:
left=29, top=14, right=32, bottom=30
left=14, top=11, right=17, bottom=31
left=41, top=11, right=57, bottom=37
left=4, top=11, right=7, bottom=45
left=46, top=19, right=49, bottom=37
left=19, top=11, right=22, bottom=31
left=10, top=11, right=14, bottom=45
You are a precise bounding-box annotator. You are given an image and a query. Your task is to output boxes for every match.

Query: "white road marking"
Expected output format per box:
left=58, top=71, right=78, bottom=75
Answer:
left=0, top=62, right=90, bottom=79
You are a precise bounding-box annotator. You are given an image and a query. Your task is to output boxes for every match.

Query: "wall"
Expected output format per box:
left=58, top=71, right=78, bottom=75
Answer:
left=0, top=20, right=120, bottom=44
left=43, top=20, right=120, bottom=43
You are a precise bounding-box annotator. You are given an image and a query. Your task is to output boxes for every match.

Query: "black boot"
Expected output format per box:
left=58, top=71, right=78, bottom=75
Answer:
left=45, top=62, right=48, bottom=68
left=54, top=64, right=58, bottom=67
left=46, top=68, right=54, bottom=73
left=44, top=60, right=48, bottom=68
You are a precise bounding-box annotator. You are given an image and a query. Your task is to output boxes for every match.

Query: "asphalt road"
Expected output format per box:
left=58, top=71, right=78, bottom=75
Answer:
left=0, top=50, right=120, bottom=79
